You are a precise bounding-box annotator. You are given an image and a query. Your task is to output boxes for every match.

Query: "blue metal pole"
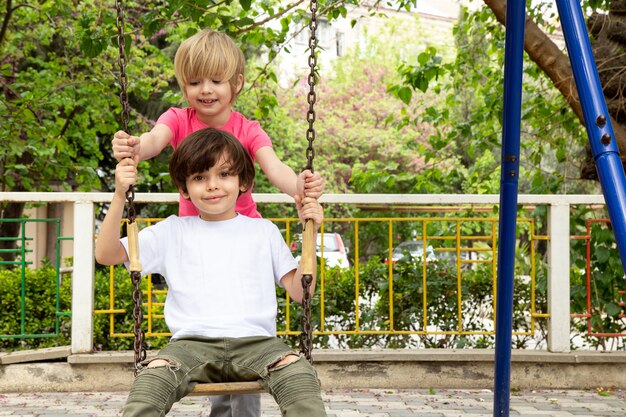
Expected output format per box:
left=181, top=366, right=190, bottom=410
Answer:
left=493, top=0, right=526, bottom=416
left=555, top=0, right=626, bottom=273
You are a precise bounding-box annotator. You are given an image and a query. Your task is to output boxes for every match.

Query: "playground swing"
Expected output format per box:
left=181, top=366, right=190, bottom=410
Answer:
left=114, top=0, right=321, bottom=396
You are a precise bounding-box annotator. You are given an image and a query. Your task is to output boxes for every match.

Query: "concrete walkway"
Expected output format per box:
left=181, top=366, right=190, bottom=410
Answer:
left=1, top=388, right=625, bottom=416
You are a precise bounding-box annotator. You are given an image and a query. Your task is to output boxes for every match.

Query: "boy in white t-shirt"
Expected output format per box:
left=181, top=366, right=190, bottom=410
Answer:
left=113, top=28, right=325, bottom=415
left=96, top=127, right=326, bottom=417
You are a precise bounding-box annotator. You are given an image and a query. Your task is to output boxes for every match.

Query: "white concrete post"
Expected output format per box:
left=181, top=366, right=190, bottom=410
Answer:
left=71, top=200, right=95, bottom=353
left=547, top=202, right=571, bottom=352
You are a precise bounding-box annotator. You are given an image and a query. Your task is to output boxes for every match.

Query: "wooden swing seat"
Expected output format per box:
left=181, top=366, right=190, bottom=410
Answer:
left=189, top=381, right=265, bottom=396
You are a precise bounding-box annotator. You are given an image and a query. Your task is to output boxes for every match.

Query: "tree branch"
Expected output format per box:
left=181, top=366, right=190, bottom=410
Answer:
left=483, top=0, right=626, bottom=176
left=0, top=2, right=39, bottom=49
left=59, top=106, right=83, bottom=137
left=0, top=0, right=12, bottom=48
left=234, top=0, right=307, bottom=36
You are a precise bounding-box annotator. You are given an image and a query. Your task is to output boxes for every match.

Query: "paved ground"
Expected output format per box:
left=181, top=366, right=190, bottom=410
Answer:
left=1, top=389, right=625, bottom=416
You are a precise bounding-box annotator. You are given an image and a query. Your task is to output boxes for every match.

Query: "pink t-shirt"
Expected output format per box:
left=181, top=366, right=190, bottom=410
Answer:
left=157, top=108, right=272, bottom=218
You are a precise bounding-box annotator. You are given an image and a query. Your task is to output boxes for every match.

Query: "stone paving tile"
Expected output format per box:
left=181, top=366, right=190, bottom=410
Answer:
left=0, top=389, right=625, bottom=416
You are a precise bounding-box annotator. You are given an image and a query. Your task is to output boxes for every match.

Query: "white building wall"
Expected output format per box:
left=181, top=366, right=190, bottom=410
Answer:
left=275, top=0, right=466, bottom=87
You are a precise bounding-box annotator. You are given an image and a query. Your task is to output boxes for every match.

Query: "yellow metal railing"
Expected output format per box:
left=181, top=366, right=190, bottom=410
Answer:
left=95, top=214, right=547, bottom=342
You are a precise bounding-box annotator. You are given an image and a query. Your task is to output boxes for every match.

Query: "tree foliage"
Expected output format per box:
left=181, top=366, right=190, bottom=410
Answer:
left=3, top=1, right=121, bottom=194
left=384, top=3, right=600, bottom=197
left=3, top=1, right=615, bottom=206
left=0, top=0, right=361, bottom=239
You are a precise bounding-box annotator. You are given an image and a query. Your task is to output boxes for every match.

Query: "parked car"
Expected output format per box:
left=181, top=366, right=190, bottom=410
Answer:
left=384, top=241, right=437, bottom=265
left=436, top=249, right=483, bottom=271
left=436, top=249, right=470, bottom=270
left=292, top=232, right=350, bottom=269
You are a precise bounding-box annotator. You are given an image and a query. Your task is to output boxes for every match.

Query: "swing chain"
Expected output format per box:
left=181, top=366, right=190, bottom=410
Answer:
left=115, top=0, right=130, bottom=134
left=115, top=0, right=145, bottom=375
left=125, top=188, right=136, bottom=220
left=305, top=0, right=318, bottom=172
left=300, top=274, right=313, bottom=362
left=127, top=199, right=145, bottom=374
left=299, top=0, right=319, bottom=364
left=130, top=271, right=146, bottom=374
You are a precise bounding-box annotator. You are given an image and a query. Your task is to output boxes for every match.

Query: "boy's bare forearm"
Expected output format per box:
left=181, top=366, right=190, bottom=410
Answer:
left=95, top=192, right=128, bottom=265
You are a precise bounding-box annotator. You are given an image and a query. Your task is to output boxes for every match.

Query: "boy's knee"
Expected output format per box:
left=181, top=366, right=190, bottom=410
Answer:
left=124, top=358, right=183, bottom=416
left=266, top=355, right=322, bottom=408
left=146, top=358, right=175, bottom=368
left=269, top=353, right=299, bottom=370
left=138, top=357, right=182, bottom=378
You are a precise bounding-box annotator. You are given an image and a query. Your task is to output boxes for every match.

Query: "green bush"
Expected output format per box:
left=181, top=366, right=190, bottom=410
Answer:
left=275, top=256, right=543, bottom=350
left=93, top=265, right=170, bottom=351
left=0, top=261, right=71, bottom=351
left=0, top=262, right=171, bottom=352
left=0, top=252, right=548, bottom=352
left=570, top=208, right=626, bottom=350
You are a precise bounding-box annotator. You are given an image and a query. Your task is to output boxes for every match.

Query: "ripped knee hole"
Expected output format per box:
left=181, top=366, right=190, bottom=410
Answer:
left=269, top=354, right=300, bottom=371
left=146, top=359, right=172, bottom=368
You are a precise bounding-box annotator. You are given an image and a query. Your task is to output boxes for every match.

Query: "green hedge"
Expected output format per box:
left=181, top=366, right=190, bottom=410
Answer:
left=1, top=258, right=545, bottom=352
left=278, top=257, right=544, bottom=349
left=0, top=261, right=72, bottom=350
left=0, top=263, right=172, bottom=352
left=93, top=265, right=169, bottom=351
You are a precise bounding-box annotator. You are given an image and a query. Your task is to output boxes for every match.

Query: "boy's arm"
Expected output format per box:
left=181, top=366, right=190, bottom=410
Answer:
left=280, top=195, right=323, bottom=303
left=255, top=146, right=325, bottom=198
left=95, top=158, right=137, bottom=266
left=112, top=124, right=173, bottom=162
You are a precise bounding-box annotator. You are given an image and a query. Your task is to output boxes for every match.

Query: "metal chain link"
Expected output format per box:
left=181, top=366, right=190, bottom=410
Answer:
left=115, top=0, right=145, bottom=375
left=300, top=274, right=313, bottom=362
left=130, top=271, right=145, bottom=373
left=300, top=0, right=318, bottom=364
left=304, top=0, right=318, bottom=173
left=115, top=0, right=130, bottom=134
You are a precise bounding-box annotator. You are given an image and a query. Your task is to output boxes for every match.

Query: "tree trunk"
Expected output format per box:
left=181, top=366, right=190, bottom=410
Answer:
left=483, top=0, right=626, bottom=180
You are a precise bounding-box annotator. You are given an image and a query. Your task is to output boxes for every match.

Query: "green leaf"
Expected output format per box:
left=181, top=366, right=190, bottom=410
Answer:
left=80, top=35, right=103, bottom=58
left=595, top=246, right=610, bottom=263
left=397, top=86, right=412, bottom=105
left=417, top=51, right=430, bottom=66
left=605, top=302, right=620, bottom=317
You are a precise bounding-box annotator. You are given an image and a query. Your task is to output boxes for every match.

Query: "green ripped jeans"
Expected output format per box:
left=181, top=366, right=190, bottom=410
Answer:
left=122, top=336, right=327, bottom=417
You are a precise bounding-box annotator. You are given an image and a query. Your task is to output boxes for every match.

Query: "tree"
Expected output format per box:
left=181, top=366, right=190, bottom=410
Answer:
left=1, top=0, right=122, bottom=261
left=386, top=4, right=595, bottom=196
left=0, top=0, right=356, bottom=259
left=482, top=0, right=626, bottom=180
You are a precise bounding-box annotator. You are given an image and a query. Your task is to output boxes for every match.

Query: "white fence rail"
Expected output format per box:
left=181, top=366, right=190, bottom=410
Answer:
left=0, top=192, right=610, bottom=354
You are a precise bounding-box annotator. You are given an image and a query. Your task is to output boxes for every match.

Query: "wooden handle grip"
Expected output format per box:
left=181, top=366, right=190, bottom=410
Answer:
left=127, top=222, right=142, bottom=272
left=300, top=219, right=316, bottom=275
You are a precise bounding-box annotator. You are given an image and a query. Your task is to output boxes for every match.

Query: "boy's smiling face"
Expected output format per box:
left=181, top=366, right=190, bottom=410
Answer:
left=181, top=153, right=247, bottom=221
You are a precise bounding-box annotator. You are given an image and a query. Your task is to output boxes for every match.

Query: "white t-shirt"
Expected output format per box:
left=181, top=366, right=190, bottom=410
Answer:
left=121, top=214, right=298, bottom=339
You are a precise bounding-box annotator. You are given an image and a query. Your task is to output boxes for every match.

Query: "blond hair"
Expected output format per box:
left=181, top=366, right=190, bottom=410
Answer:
left=174, top=29, right=245, bottom=102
